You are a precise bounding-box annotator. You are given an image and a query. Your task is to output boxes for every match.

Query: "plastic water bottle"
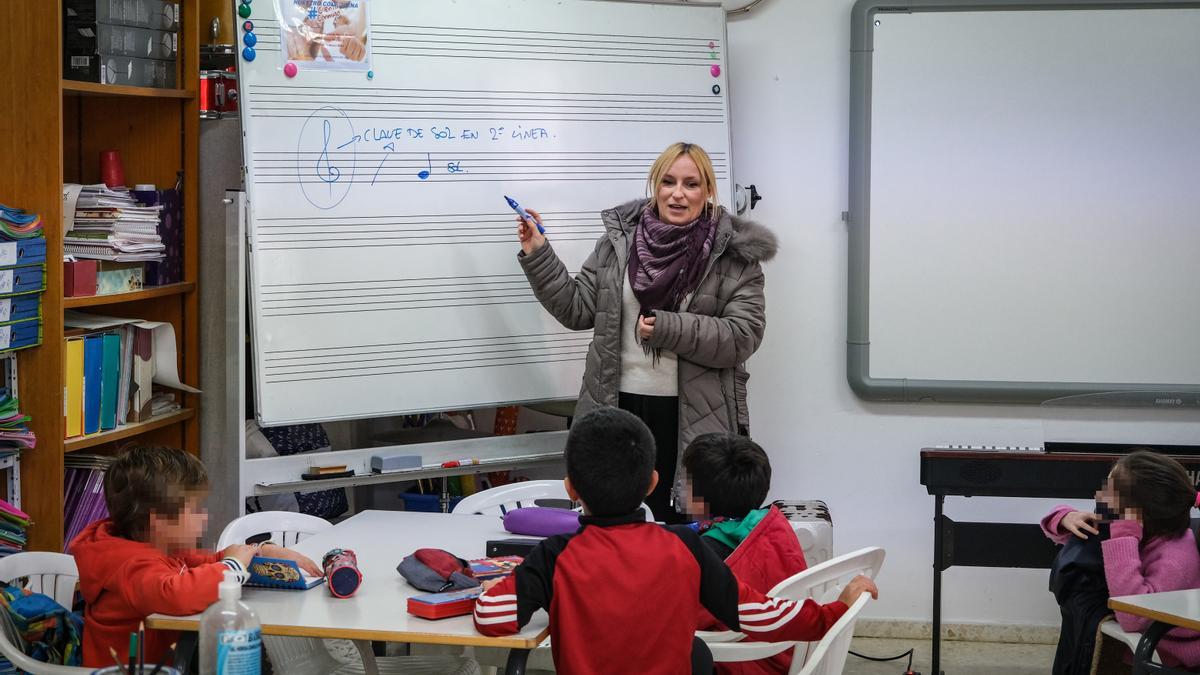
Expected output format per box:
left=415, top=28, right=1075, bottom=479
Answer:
left=200, top=570, right=262, bottom=675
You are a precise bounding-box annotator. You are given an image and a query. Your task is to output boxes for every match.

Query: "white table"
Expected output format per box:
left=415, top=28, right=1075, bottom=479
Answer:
left=1109, top=589, right=1200, bottom=675
left=147, top=511, right=550, bottom=675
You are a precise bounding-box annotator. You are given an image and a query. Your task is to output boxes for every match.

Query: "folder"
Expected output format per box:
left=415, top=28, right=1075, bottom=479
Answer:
left=0, top=264, right=45, bottom=296
left=100, top=332, right=121, bottom=431
left=0, top=317, right=41, bottom=353
left=65, top=337, right=84, bottom=438
left=82, top=334, right=103, bottom=435
left=128, top=324, right=155, bottom=423
left=0, top=239, right=46, bottom=268
left=0, top=295, right=40, bottom=323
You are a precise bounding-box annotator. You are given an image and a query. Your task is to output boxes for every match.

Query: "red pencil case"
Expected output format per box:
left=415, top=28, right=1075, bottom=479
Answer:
left=407, top=588, right=482, bottom=620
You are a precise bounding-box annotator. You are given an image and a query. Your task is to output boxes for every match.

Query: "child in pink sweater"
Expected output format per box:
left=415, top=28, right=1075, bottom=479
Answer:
left=1042, top=449, right=1200, bottom=671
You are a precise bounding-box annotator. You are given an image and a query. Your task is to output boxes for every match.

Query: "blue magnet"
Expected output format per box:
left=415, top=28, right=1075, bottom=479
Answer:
left=242, top=46, right=256, bottom=61
left=367, top=70, right=374, bottom=80
left=243, top=32, right=257, bottom=47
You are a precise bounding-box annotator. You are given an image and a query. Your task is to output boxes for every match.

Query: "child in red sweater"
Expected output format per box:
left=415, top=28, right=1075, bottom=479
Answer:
left=69, top=446, right=320, bottom=668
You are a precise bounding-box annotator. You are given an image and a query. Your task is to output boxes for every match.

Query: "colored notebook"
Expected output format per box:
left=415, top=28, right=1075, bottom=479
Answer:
left=468, top=555, right=523, bottom=580
left=99, top=332, right=120, bottom=430
left=64, top=337, right=84, bottom=438
left=406, top=588, right=483, bottom=620
left=82, top=334, right=103, bottom=435
left=245, top=556, right=325, bottom=590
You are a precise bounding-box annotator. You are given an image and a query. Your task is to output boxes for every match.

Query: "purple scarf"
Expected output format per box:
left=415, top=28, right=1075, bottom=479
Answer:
left=628, top=204, right=718, bottom=323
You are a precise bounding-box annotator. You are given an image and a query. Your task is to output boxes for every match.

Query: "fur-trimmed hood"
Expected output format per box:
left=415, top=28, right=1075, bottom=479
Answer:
left=604, top=198, right=778, bottom=264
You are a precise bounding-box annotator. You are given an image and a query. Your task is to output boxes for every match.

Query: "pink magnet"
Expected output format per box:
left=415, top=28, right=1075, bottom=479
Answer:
left=284, top=62, right=298, bottom=78
left=710, top=64, right=721, bottom=78
left=708, top=41, right=716, bottom=49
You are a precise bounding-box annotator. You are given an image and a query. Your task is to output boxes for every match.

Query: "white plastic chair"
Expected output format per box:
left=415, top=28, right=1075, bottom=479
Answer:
left=1098, top=617, right=1163, bottom=666
left=218, top=512, right=480, bottom=675
left=706, top=593, right=872, bottom=675
left=0, top=552, right=91, bottom=674
left=452, top=480, right=655, bottom=522
left=701, top=546, right=886, bottom=665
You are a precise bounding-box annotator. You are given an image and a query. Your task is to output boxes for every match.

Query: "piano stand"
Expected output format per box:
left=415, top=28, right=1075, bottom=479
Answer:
left=931, top=494, right=1062, bottom=674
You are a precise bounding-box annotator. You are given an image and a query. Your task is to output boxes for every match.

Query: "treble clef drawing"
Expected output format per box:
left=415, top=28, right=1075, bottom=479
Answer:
left=317, top=119, right=342, bottom=195
left=296, top=107, right=356, bottom=210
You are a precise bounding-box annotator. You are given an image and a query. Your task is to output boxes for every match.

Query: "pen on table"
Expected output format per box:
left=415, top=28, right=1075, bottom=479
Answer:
left=504, top=195, right=544, bottom=234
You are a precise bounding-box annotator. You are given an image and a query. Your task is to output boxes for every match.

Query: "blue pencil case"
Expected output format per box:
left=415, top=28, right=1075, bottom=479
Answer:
left=0, top=317, right=40, bottom=353
left=0, top=239, right=45, bottom=268
left=0, top=295, right=39, bottom=323
left=0, top=265, right=44, bottom=296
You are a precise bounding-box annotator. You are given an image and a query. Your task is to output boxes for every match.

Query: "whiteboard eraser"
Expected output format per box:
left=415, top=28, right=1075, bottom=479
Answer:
left=371, top=453, right=423, bottom=473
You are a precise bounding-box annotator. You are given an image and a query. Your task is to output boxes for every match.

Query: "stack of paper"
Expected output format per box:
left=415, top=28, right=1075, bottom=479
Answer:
left=0, top=498, right=29, bottom=558
left=62, top=184, right=165, bottom=262
left=0, top=389, right=34, bottom=451
left=63, top=454, right=114, bottom=550
left=0, top=204, right=43, bottom=240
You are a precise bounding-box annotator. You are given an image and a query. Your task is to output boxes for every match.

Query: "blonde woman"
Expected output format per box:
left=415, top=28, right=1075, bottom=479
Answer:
left=516, top=143, right=777, bottom=523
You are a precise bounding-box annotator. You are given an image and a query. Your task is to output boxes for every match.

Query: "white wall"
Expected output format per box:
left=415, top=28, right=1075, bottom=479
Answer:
left=725, top=0, right=1198, bottom=626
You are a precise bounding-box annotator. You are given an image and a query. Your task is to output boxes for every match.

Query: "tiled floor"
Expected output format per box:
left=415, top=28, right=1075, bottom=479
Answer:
left=843, top=637, right=1056, bottom=675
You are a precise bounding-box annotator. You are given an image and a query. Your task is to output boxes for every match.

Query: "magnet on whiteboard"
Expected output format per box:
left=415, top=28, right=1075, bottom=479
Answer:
left=242, top=20, right=253, bottom=31
left=284, top=62, right=298, bottom=78
left=243, top=46, right=256, bottom=61
left=711, top=84, right=721, bottom=95
left=708, top=41, right=715, bottom=48
left=710, top=64, right=721, bottom=77
left=243, top=32, right=257, bottom=47
left=367, top=70, right=375, bottom=80
left=238, top=3, right=251, bottom=18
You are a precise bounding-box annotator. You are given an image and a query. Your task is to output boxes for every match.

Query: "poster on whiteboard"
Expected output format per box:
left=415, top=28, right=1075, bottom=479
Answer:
left=276, top=0, right=371, bottom=71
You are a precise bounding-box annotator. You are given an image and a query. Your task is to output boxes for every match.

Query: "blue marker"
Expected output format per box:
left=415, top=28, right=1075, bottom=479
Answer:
left=505, top=195, right=544, bottom=234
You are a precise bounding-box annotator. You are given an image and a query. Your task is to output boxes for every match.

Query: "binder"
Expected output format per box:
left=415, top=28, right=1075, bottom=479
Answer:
left=65, top=337, right=84, bottom=438
left=0, top=317, right=41, bottom=353
left=0, top=239, right=46, bottom=268
left=0, top=264, right=45, bottom=295
left=0, top=294, right=40, bottom=323
left=82, top=334, right=103, bottom=435
left=100, top=332, right=121, bottom=431
left=129, top=324, right=154, bottom=422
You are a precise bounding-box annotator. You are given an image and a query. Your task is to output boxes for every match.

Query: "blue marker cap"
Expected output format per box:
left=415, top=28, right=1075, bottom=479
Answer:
left=505, top=195, right=544, bottom=235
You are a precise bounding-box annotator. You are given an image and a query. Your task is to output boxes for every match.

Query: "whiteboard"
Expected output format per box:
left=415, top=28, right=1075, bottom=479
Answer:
left=238, top=0, right=731, bottom=425
left=847, top=1, right=1200, bottom=402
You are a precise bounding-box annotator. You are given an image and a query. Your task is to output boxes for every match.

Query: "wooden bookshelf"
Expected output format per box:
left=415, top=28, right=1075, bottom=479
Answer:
left=1, top=5, right=201, bottom=551
left=61, top=80, right=194, bottom=100
left=63, top=282, right=196, bottom=308
left=65, top=409, right=196, bottom=453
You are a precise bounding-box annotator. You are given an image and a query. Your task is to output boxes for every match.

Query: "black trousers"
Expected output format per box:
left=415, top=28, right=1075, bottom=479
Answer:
left=618, top=392, right=685, bottom=524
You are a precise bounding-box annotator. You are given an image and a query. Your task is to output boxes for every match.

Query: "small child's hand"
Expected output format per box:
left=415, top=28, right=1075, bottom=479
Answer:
left=837, top=575, right=879, bottom=606
left=480, top=578, right=504, bottom=592
left=260, top=544, right=323, bottom=577
left=1061, top=510, right=1101, bottom=539
left=222, top=544, right=258, bottom=568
